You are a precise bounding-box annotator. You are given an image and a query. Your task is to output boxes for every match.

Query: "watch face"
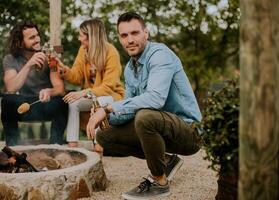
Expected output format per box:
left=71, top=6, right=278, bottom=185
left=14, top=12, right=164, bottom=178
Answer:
left=86, top=92, right=92, bottom=99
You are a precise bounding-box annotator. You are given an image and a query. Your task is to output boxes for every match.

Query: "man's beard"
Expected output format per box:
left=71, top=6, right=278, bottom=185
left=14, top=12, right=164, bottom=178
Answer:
left=126, top=41, right=146, bottom=57
left=127, top=48, right=140, bottom=57
left=24, top=44, right=41, bottom=52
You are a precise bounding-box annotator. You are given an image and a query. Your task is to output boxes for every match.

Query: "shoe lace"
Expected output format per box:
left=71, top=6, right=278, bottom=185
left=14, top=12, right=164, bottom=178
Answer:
left=137, top=177, right=152, bottom=192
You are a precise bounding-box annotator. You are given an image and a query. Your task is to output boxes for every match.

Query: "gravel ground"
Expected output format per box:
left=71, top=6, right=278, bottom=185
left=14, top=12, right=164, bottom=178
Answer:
left=0, top=141, right=217, bottom=200
left=80, top=149, right=218, bottom=200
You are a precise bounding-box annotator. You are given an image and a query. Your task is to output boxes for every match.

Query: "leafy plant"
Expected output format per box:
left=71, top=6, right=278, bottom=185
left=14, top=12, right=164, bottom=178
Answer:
left=201, top=78, right=239, bottom=175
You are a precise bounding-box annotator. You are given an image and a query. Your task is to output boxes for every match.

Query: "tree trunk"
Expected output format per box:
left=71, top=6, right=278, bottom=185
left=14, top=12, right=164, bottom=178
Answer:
left=49, top=0, right=62, bottom=53
left=216, top=165, right=238, bottom=200
left=239, top=0, right=279, bottom=200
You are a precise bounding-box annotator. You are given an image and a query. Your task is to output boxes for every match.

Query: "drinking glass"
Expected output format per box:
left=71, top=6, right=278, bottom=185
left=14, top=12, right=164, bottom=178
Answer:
left=42, top=43, right=58, bottom=72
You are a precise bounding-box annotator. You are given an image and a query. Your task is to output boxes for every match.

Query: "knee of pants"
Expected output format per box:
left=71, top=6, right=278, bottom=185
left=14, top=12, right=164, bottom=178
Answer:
left=1, top=104, right=18, bottom=121
left=1, top=95, right=20, bottom=112
left=134, top=109, right=160, bottom=135
left=68, top=100, right=80, bottom=111
left=96, top=128, right=120, bottom=148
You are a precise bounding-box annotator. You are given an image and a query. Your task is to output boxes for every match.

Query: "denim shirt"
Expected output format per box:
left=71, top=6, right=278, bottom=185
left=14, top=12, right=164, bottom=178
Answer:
left=109, top=41, right=202, bottom=125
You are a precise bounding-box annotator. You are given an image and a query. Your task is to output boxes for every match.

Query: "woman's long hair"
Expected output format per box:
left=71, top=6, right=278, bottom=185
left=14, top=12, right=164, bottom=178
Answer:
left=79, top=19, right=108, bottom=72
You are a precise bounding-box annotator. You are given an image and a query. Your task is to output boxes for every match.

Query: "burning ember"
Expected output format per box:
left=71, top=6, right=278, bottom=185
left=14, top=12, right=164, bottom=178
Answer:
left=1, top=146, right=39, bottom=173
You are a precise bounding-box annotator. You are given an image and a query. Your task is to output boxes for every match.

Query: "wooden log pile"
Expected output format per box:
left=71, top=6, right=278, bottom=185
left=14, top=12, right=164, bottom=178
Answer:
left=0, top=146, right=38, bottom=173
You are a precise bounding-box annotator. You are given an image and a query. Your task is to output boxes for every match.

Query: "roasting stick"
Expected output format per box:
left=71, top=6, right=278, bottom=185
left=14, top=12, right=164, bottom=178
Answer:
left=17, top=100, right=41, bottom=114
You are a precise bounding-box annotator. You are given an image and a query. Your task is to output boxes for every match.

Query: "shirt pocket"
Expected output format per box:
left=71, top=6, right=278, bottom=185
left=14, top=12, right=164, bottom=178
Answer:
left=137, top=78, right=148, bottom=94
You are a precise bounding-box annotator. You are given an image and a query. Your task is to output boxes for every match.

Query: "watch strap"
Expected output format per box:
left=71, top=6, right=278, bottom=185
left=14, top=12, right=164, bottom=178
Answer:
left=102, top=104, right=111, bottom=114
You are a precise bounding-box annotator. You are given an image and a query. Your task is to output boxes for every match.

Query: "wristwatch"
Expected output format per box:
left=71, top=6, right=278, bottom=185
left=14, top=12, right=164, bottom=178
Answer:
left=102, top=104, right=111, bottom=115
left=85, top=89, right=93, bottom=98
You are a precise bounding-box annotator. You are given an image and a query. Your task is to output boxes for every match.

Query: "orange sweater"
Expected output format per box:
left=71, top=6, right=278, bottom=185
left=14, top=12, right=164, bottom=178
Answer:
left=63, top=43, right=124, bottom=101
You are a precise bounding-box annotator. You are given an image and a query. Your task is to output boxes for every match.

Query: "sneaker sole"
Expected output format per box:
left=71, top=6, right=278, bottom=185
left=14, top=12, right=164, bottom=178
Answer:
left=167, top=158, right=184, bottom=181
left=122, top=191, right=171, bottom=200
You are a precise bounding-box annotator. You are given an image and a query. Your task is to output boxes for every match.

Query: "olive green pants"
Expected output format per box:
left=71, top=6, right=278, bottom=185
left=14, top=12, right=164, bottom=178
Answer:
left=96, top=109, right=201, bottom=176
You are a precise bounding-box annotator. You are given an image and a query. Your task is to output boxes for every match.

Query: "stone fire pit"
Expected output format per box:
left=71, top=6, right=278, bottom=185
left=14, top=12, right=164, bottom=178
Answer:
left=0, top=144, right=108, bottom=200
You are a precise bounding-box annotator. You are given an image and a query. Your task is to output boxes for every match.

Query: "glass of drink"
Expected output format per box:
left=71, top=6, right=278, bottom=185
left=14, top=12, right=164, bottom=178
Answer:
left=42, top=43, right=58, bottom=72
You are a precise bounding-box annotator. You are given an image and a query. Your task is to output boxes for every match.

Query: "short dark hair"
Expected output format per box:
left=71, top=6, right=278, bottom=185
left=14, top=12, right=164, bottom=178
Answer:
left=7, top=20, right=39, bottom=56
left=117, top=12, right=146, bottom=31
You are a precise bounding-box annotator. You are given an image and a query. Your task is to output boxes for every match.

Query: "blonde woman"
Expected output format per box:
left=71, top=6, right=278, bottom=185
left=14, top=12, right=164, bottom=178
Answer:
left=57, top=19, right=124, bottom=147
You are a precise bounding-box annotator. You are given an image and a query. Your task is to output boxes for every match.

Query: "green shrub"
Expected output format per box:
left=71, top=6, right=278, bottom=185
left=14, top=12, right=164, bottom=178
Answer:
left=201, top=78, right=239, bottom=175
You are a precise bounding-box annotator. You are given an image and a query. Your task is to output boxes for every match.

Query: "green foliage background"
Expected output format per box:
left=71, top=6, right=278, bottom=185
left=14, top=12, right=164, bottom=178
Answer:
left=0, top=0, right=240, bottom=99
left=201, top=78, right=239, bottom=175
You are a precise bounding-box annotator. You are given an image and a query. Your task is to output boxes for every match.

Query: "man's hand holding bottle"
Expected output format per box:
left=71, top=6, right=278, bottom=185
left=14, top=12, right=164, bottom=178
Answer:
left=27, top=52, right=46, bottom=71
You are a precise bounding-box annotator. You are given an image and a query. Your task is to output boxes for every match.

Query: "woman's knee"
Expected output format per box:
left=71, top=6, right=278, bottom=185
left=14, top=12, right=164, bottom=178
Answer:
left=97, top=96, right=113, bottom=106
left=68, top=100, right=81, bottom=111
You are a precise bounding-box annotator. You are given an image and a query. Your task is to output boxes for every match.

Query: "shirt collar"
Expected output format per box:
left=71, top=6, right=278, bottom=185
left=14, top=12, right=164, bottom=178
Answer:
left=138, top=41, right=150, bottom=64
left=128, top=41, right=150, bottom=69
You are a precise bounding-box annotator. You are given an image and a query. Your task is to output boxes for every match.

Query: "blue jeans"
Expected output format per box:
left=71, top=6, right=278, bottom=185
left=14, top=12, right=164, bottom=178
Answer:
left=1, top=94, right=68, bottom=146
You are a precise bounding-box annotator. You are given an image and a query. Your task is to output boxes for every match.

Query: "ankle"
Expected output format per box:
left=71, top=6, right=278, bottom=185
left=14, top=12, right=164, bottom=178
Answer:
left=93, top=143, right=104, bottom=158
left=68, top=141, right=78, bottom=147
left=94, top=143, right=103, bottom=152
left=152, top=174, right=167, bottom=186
